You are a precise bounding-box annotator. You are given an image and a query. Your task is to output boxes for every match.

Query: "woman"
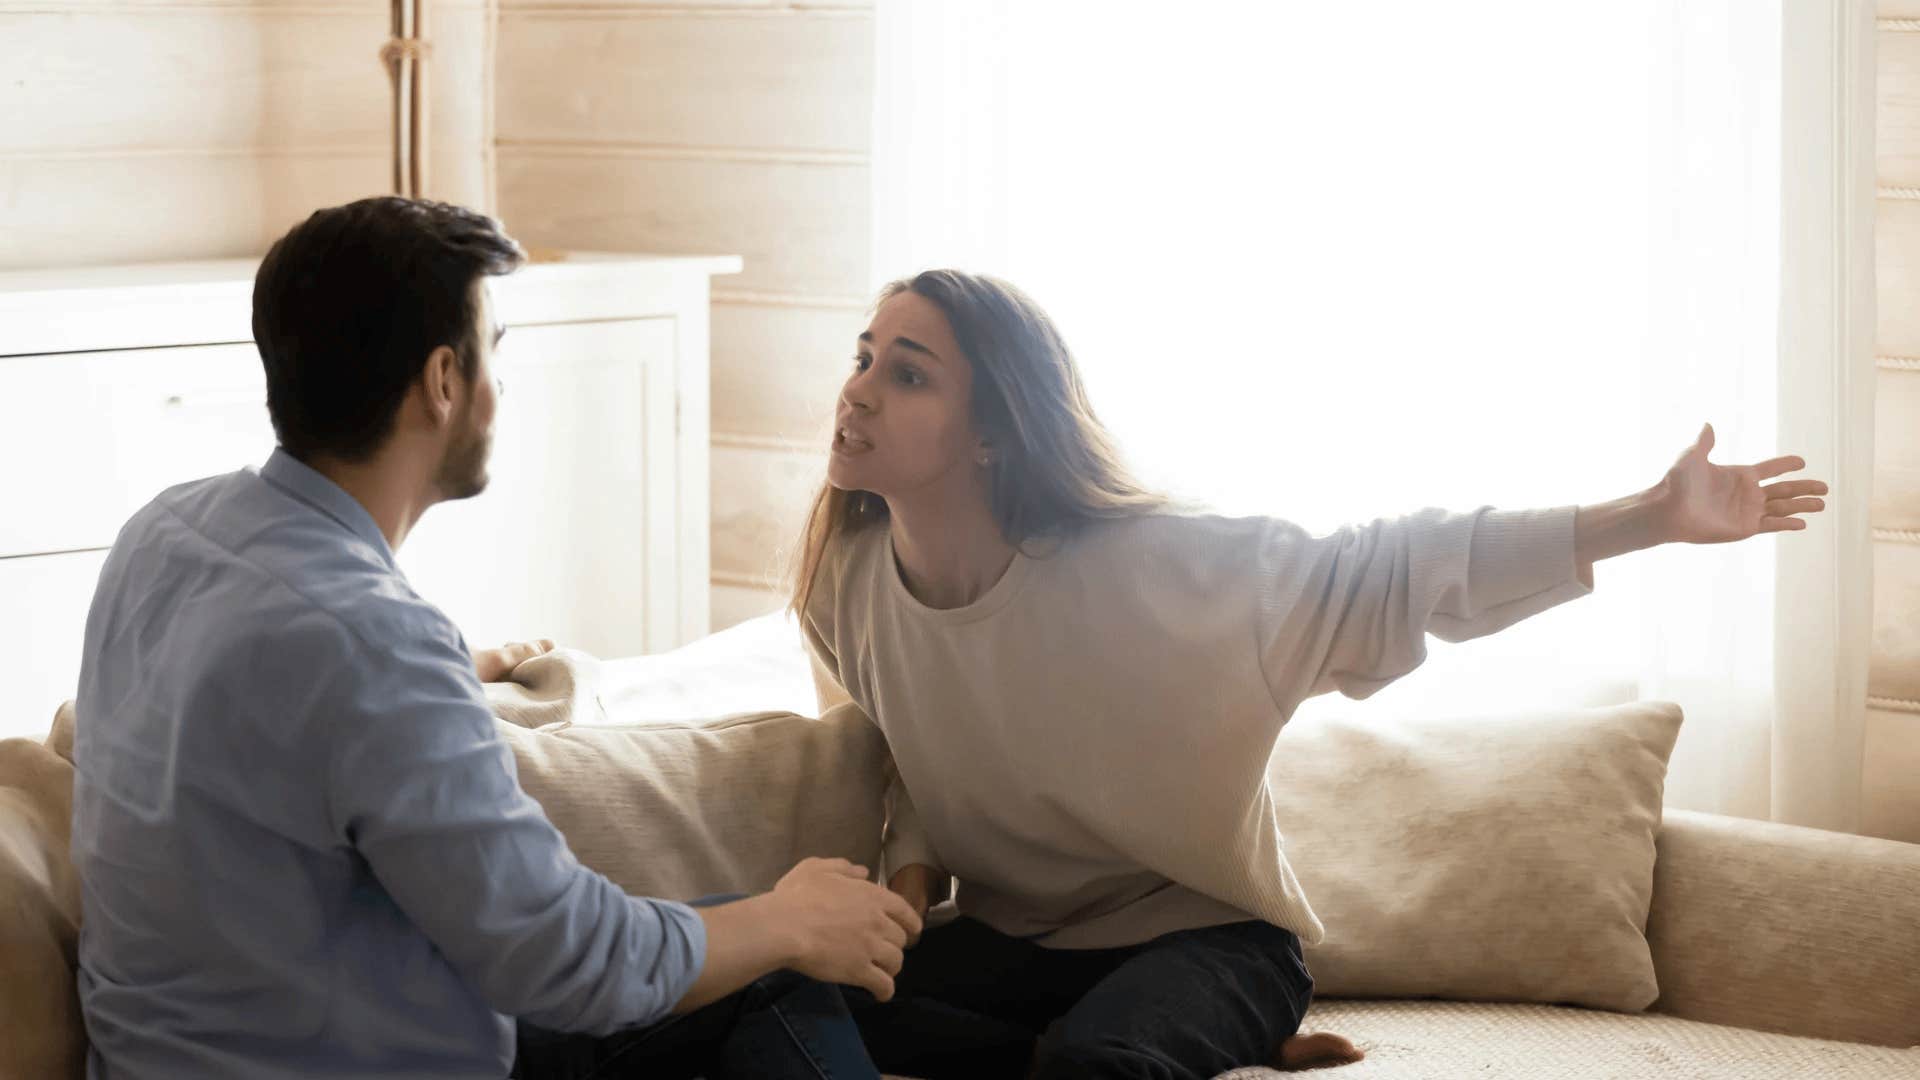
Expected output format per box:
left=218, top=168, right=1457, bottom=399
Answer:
left=791, top=270, right=1826, bottom=1079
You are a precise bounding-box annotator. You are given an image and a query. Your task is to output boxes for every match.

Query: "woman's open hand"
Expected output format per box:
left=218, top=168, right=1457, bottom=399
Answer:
left=1658, top=424, right=1829, bottom=545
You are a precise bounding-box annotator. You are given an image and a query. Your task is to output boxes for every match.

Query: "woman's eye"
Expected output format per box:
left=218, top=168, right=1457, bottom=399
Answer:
left=896, top=366, right=924, bottom=386
left=852, top=354, right=872, bottom=372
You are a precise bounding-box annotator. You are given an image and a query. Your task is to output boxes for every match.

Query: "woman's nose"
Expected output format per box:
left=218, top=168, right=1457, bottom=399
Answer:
left=841, top=374, right=874, bottom=412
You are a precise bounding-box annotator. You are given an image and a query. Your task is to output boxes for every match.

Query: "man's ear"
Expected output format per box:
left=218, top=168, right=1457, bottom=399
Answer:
left=418, top=345, right=461, bottom=429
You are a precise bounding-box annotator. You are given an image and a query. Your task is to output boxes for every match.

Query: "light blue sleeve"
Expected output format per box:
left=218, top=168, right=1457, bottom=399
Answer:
left=324, top=614, right=707, bottom=1036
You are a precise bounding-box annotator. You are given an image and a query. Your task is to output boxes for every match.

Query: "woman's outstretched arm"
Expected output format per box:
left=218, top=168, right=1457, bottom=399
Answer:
left=1573, top=423, right=1827, bottom=582
left=1256, top=423, right=1827, bottom=711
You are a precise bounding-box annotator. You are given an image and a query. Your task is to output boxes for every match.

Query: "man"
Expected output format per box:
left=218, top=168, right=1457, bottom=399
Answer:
left=72, top=196, right=918, bottom=1078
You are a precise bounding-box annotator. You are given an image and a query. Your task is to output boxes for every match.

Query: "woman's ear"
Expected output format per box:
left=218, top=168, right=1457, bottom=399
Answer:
left=974, top=438, right=995, bottom=468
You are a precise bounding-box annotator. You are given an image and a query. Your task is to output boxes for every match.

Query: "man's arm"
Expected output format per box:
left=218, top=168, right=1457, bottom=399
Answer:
left=329, top=635, right=705, bottom=1036
left=332, top=629, right=922, bottom=1032
left=674, top=858, right=922, bottom=1012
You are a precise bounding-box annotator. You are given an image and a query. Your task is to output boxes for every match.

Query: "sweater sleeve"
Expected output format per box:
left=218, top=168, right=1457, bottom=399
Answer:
left=799, top=535, right=945, bottom=882
left=1255, top=505, right=1592, bottom=714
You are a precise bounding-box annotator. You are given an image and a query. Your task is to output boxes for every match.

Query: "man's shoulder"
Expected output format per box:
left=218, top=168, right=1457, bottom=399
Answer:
left=109, top=468, right=461, bottom=669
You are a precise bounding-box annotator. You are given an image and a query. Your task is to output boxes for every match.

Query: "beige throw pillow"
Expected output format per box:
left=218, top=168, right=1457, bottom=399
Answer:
left=1270, top=700, right=1682, bottom=1012
left=0, top=706, right=85, bottom=1080
left=497, top=704, right=891, bottom=902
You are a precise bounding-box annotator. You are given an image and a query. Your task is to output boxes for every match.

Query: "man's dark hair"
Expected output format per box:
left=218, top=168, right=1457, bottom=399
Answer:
left=252, top=196, right=526, bottom=462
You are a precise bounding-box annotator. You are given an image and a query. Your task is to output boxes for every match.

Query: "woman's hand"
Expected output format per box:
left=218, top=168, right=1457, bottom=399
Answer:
left=1657, top=423, right=1829, bottom=545
left=887, top=863, right=943, bottom=947
left=471, top=638, right=555, bottom=683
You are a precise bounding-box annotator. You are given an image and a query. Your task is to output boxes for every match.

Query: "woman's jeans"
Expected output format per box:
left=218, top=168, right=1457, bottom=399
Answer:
left=849, top=916, right=1315, bottom=1080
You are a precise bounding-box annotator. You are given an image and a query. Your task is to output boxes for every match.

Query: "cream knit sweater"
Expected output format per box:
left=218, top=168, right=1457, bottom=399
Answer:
left=802, top=507, right=1592, bottom=949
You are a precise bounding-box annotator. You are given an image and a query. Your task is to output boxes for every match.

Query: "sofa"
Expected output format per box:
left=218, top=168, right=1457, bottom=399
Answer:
left=5, top=617, right=1918, bottom=1079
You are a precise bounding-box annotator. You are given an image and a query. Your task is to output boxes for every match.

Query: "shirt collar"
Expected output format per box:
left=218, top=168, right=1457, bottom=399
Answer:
left=260, top=447, right=399, bottom=569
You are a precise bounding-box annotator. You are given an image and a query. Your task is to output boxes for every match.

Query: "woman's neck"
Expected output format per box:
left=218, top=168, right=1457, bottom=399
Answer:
left=887, top=493, right=1017, bottom=610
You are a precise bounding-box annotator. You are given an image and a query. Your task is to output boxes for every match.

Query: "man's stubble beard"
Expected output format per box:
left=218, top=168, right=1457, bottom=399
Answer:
left=435, top=400, right=492, bottom=502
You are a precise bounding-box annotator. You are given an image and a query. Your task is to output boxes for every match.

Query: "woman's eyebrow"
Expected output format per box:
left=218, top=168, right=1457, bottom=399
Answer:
left=858, top=331, right=943, bottom=365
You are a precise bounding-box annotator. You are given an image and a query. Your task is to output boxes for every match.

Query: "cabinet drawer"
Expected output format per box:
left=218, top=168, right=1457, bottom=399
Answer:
left=0, top=549, right=109, bottom=739
left=0, top=344, right=275, bottom=557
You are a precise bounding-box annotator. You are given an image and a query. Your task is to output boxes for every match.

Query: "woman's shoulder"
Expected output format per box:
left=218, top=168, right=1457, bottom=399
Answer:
left=1069, top=509, right=1291, bottom=555
left=809, top=522, right=889, bottom=615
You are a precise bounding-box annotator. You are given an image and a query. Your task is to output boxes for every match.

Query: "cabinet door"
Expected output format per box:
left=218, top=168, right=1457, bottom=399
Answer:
left=0, top=549, right=109, bottom=740
left=0, top=344, right=272, bottom=558
left=398, top=318, right=677, bottom=659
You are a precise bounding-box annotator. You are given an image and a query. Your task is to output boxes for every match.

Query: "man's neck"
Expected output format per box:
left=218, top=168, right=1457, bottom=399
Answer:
left=306, top=451, right=437, bottom=552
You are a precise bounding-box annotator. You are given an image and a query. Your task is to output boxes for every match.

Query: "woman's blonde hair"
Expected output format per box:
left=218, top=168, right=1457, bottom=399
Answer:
left=788, top=269, right=1165, bottom=615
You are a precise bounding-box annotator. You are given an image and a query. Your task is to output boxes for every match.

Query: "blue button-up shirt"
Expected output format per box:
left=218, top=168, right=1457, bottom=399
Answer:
left=73, top=449, right=706, bottom=1079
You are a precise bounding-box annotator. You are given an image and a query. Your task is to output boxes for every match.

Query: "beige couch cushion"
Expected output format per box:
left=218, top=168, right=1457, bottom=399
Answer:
left=0, top=705, right=85, bottom=1080
left=1213, top=999, right=1920, bottom=1079
left=1648, top=808, right=1920, bottom=1048
left=496, top=703, right=891, bottom=901
left=1270, top=701, right=1682, bottom=1012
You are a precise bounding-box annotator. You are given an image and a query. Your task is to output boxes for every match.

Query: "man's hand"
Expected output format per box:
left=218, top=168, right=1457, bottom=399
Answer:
left=769, top=857, right=922, bottom=1002
left=886, top=863, right=943, bottom=947
left=471, top=639, right=555, bottom=683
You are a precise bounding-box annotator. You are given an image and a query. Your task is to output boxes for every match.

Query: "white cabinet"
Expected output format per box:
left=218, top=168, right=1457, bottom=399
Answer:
left=0, top=252, right=738, bottom=739
left=0, top=549, right=109, bottom=741
left=399, top=318, right=680, bottom=658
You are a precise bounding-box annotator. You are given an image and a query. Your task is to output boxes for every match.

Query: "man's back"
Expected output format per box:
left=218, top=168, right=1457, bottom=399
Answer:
left=74, top=451, right=704, bottom=1079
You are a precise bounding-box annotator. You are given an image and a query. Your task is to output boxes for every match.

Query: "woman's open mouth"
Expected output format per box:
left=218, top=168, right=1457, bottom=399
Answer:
left=833, top=426, right=874, bottom=455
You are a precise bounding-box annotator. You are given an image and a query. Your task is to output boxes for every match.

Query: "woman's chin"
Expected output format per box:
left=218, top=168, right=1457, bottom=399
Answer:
left=825, top=458, right=868, bottom=493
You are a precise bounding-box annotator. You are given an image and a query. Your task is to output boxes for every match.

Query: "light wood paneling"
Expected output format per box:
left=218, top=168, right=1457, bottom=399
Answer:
left=497, top=10, right=872, bottom=152
left=1872, top=540, right=1920, bottom=704
left=0, top=9, right=387, bottom=152
left=0, top=2, right=490, bottom=267
left=1878, top=198, right=1920, bottom=357
left=0, top=152, right=386, bottom=271
left=1874, top=368, right=1920, bottom=531
left=501, top=0, right=871, bottom=11
left=498, top=153, right=869, bottom=295
left=427, top=2, right=494, bottom=210
left=710, top=439, right=822, bottom=582
left=1883, top=29, right=1920, bottom=188
left=1876, top=5, right=1920, bottom=841
left=1863, top=707, right=1920, bottom=843
left=711, top=582, right=784, bottom=631
left=712, top=300, right=863, bottom=439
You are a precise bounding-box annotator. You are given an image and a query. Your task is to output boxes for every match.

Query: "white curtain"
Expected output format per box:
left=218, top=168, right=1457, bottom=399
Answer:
left=871, top=1, right=1874, bottom=826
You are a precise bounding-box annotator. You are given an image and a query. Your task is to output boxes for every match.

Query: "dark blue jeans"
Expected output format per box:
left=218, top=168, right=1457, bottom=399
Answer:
left=512, top=896, right=880, bottom=1080
left=512, top=969, right=878, bottom=1080
left=850, top=916, right=1315, bottom=1080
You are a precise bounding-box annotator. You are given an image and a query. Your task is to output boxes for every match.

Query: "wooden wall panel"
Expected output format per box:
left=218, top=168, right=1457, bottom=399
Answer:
left=1871, top=12, right=1920, bottom=838
left=711, top=299, right=863, bottom=440
left=497, top=10, right=872, bottom=153
left=1864, top=707, right=1920, bottom=843
left=1878, top=199, right=1920, bottom=358
left=1874, top=368, right=1920, bottom=530
left=709, top=438, right=823, bottom=584
left=0, top=0, right=491, bottom=269
left=497, top=153, right=869, bottom=296
left=0, top=152, right=387, bottom=271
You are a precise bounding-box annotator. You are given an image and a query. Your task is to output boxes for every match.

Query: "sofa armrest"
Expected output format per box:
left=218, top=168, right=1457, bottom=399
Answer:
left=1646, top=808, right=1920, bottom=1047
